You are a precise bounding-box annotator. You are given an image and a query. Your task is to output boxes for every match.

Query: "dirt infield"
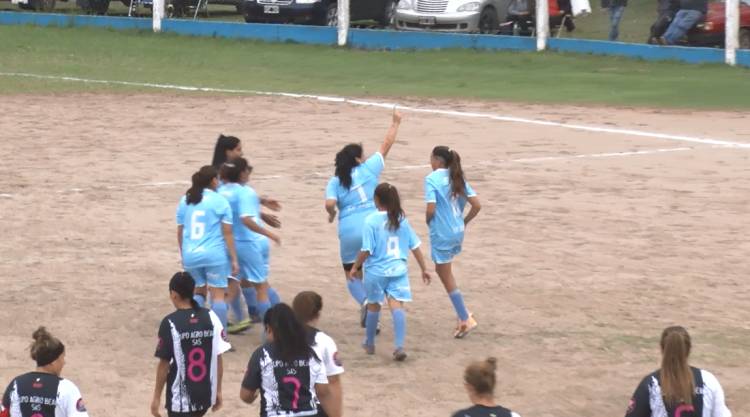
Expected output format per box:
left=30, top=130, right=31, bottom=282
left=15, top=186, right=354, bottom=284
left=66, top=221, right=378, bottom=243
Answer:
left=1, top=93, right=748, bottom=417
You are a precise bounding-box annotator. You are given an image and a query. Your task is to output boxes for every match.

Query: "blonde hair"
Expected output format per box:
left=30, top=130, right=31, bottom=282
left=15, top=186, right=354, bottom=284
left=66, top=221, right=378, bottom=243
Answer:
left=30, top=326, right=65, bottom=367
left=660, top=326, right=694, bottom=406
left=464, top=357, right=497, bottom=395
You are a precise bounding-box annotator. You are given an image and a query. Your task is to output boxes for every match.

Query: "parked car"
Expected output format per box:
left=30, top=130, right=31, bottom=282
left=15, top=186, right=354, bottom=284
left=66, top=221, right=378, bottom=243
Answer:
left=394, top=0, right=509, bottom=33
left=241, top=0, right=398, bottom=27
left=10, top=0, right=57, bottom=11
left=687, top=0, right=750, bottom=48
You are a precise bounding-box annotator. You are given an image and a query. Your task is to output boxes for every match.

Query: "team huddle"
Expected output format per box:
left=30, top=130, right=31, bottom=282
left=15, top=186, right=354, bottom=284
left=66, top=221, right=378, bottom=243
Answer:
left=0, top=111, right=735, bottom=417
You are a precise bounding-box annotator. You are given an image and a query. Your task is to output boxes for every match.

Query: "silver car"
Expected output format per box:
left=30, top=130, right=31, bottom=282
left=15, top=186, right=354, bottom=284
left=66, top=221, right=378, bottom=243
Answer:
left=394, top=0, right=508, bottom=33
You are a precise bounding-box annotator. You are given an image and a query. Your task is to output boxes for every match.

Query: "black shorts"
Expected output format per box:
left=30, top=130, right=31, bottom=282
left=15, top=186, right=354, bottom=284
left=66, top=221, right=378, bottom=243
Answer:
left=168, top=410, right=207, bottom=417
left=342, top=263, right=362, bottom=272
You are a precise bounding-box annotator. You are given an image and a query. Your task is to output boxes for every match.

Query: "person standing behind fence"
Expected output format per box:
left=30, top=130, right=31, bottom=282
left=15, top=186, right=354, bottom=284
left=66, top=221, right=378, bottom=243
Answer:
left=602, top=0, right=627, bottom=41
left=624, top=326, right=731, bottom=417
left=452, top=357, right=520, bottom=417
left=1, top=327, right=90, bottom=417
left=659, top=0, right=707, bottom=44
left=648, top=0, right=678, bottom=43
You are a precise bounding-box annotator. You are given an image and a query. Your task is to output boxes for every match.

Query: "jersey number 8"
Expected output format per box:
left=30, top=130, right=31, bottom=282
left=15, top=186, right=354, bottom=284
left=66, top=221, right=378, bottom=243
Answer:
left=190, top=210, right=206, bottom=240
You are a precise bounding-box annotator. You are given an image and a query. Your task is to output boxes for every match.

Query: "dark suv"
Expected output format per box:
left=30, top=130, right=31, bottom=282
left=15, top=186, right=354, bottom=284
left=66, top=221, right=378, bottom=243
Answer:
left=242, top=0, right=398, bottom=27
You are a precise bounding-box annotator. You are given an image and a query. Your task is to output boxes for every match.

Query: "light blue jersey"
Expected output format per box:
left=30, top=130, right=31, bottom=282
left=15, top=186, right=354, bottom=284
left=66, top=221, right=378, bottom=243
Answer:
left=361, top=211, right=420, bottom=277
left=325, top=152, right=385, bottom=263
left=217, top=182, right=264, bottom=242
left=424, top=168, right=477, bottom=253
left=176, top=189, right=233, bottom=269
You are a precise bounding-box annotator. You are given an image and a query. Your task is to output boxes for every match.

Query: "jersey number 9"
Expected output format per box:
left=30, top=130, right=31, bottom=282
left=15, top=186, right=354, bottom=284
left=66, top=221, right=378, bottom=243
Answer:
left=387, top=236, right=400, bottom=259
left=190, top=211, right=206, bottom=240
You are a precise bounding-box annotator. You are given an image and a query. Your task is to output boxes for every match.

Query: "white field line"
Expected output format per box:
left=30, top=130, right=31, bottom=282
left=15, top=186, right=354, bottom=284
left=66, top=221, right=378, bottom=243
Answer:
left=2, top=72, right=750, bottom=149
left=0, top=146, right=697, bottom=199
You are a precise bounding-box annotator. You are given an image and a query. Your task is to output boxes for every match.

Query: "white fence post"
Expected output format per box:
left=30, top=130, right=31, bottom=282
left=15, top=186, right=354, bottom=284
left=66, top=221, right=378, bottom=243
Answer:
left=536, top=0, right=549, bottom=51
left=153, top=0, right=164, bottom=32
left=725, top=0, right=739, bottom=65
left=337, top=0, right=350, bottom=46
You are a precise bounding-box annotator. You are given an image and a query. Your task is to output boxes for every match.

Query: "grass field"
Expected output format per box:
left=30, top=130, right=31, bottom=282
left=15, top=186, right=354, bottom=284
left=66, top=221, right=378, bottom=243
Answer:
left=2, top=24, right=750, bottom=109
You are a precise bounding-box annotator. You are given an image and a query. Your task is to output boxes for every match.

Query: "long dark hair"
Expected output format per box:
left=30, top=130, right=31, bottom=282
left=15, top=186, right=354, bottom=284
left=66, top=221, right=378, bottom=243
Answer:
left=660, top=326, right=694, bottom=406
left=374, top=182, right=404, bottom=231
left=220, top=157, right=252, bottom=184
left=432, top=146, right=467, bottom=198
left=169, top=271, right=200, bottom=311
left=264, top=303, right=317, bottom=363
left=334, top=143, right=363, bottom=189
left=212, top=134, right=241, bottom=168
left=186, top=166, right=217, bottom=205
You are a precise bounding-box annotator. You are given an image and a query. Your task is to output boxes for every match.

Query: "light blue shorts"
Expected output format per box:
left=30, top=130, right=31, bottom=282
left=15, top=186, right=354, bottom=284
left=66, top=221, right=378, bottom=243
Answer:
left=337, top=213, right=369, bottom=264
left=430, top=233, right=464, bottom=264
left=364, top=272, right=412, bottom=304
left=186, top=264, right=229, bottom=289
left=237, top=239, right=270, bottom=283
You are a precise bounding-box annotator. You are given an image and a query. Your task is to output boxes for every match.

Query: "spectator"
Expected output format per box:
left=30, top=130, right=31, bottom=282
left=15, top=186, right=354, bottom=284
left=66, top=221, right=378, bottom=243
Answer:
left=557, top=0, right=577, bottom=31
left=648, top=0, right=678, bottom=43
left=660, top=0, right=707, bottom=44
left=451, top=357, right=520, bottom=417
left=601, top=0, right=627, bottom=41
left=502, top=0, right=533, bottom=36
left=624, top=326, right=732, bottom=417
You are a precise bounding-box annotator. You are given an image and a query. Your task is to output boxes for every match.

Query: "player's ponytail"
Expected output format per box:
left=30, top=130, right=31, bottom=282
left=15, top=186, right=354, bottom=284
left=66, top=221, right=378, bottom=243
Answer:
left=432, top=146, right=467, bottom=198
left=212, top=134, right=241, bottom=169
left=186, top=165, right=217, bottom=205
left=264, top=303, right=318, bottom=363
left=220, top=157, right=252, bottom=184
left=464, top=357, right=498, bottom=397
left=169, top=271, right=200, bottom=311
left=660, top=326, right=694, bottom=406
left=334, top=143, right=363, bottom=189
left=374, top=182, right=404, bottom=231
left=30, top=327, right=65, bottom=368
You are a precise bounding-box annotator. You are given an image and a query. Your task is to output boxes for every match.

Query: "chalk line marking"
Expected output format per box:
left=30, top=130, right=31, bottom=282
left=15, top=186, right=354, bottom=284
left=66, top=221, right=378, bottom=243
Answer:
left=2, top=72, right=750, bottom=149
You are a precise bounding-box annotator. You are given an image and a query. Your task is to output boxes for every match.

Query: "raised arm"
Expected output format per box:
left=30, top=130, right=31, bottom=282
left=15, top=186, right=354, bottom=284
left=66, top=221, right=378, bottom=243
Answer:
left=464, top=196, right=481, bottom=226
left=378, top=110, right=402, bottom=159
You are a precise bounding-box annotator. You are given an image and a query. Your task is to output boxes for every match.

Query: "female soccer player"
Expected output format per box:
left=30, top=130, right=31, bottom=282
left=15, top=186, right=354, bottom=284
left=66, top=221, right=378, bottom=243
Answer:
left=176, top=165, right=239, bottom=329
left=292, top=291, right=344, bottom=417
left=624, top=326, right=731, bottom=417
left=452, top=357, right=521, bottom=417
left=424, top=146, right=481, bottom=339
left=1, top=327, right=90, bottom=417
left=151, top=272, right=232, bottom=417
left=325, top=111, right=401, bottom=324
left=218, top=158, right=281, bottom=334
left=240, top=304, right=338, bottom=417
left=349, top=183, right=431, bottom=361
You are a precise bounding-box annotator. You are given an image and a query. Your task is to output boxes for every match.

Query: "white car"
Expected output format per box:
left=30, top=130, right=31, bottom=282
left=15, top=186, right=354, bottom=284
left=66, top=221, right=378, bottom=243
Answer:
left=394, top=0, right=509, bottom=33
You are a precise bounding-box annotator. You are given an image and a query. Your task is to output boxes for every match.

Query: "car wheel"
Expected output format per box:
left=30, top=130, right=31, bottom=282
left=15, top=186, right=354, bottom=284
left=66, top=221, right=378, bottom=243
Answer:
left=379, top=0, right=397, bottom=28
left=325, top=2, right=338, bottom=26
left=478, top=6, right=498, bottom=34
left=740, top=28, right=750, bottom=50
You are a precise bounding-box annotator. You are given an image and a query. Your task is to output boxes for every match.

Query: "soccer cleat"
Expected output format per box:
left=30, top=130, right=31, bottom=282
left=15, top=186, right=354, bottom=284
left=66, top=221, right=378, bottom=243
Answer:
left=392, top=348, right=407, bottom=361
left=362, top=343, right=375, bottom=355
left=453, top=314, right=478, bottom=339
left=227, top=319, right=252, bottom=334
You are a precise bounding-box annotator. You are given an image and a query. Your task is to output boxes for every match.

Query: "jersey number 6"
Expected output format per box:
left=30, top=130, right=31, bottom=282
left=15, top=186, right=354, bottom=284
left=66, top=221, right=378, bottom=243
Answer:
left=190, top=210, right=206, bottom=240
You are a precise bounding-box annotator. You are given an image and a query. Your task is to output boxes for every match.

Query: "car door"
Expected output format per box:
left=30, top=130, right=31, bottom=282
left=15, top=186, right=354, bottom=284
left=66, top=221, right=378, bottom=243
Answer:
left=350, top=0, right=381, bottom=20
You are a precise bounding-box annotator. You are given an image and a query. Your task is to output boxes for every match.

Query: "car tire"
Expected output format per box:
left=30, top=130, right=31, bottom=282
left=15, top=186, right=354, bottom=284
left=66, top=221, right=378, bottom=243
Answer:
left=379, top=0, right=397, bottom=28
left=740, top=28, right=750, bottom=50
left=324, top=2, right=338, bottom=26
left=478, top=6, right=498, bottom=34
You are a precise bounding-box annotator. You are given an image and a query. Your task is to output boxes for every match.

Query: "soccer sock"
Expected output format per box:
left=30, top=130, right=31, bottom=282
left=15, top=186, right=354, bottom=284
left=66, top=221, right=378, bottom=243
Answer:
left=392, top=308, right=406, bottom=349
left=449, top=289, right=470, bottom=321
left=211, top=301, right=228, bottom=330
left=268, top=287, right=281, bottom=306
left=347, top=279, right=367, bottom=305
left=229, top=293, right=245, bottom=323
left=194, top=294, right=206, bottom=308
left=257, top=300, right=272, bottom=323
left=365, top=310, right=380, bottom=347
left=242, top=287, right=259, bottom=317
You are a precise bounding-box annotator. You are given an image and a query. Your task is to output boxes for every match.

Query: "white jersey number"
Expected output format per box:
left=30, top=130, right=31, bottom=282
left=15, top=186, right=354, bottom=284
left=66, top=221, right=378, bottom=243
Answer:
left=190, top=210, right=206, bottom=239
left=387, top=236, right=400, bottom=259
left=355, top=185, right=367, bottom=203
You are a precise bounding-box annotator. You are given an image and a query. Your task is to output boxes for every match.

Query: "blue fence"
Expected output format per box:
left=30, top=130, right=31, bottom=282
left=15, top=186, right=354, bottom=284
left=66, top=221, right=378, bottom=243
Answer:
left=1, top=11, right=749, bottom=67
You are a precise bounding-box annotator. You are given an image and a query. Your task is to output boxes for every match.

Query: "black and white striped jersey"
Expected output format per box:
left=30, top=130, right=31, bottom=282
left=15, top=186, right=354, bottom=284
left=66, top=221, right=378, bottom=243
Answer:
left=1, top=372, right=88, bottom=417
left=625, top=367, right=732, bottom=417
left=242, top=344, right=327, bottom=417
left=451, top=404, right=520, bottom=417
left=155, top=307, right=231, bottom=414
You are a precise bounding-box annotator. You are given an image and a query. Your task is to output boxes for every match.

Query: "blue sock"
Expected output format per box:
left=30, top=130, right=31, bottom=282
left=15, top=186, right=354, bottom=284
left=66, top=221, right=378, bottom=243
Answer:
left=365, top=310, right=380, bottom=347
left=449, top=290, right=470, bottom=321
left=347, top=279, right=367, bottom=305
left=193, top=294, right=206, bottom=308
left=242, top=287, right=258, bottom=317
left=229, top=293, right=245, bottom=323
left=268, top=287, right=281, bottom=306
left=211, top=301, right=228, bottom=330
left=392, top=308, right=406, bottom=349
left=257, top=300, right=272, bottom=323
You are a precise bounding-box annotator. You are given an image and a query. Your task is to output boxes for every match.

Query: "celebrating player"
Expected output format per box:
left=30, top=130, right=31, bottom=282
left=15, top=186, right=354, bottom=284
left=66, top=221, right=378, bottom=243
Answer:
left=325, top=110, right=402, bottom=326
left=240, top=304, right=339, bottom=417
left=292, top=291, right=344, bottom=417
left=349, top=183, right=431, bottom=361
left=151, top=272, right=232, bottom=417
left=424, top=146, right=481, bottom=339
left=1, top=327, right=90, bottom=417
left=218, top=158, right=280, bottom=334
left=452, top=357, right=521, bottom=417
left=176, top=165, right=238, bottom=329
left=624, top=326, right=731, bottom=417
